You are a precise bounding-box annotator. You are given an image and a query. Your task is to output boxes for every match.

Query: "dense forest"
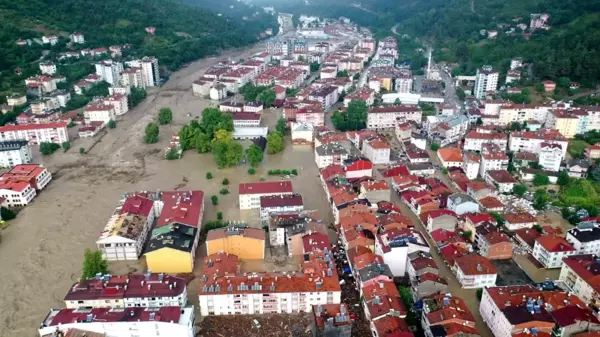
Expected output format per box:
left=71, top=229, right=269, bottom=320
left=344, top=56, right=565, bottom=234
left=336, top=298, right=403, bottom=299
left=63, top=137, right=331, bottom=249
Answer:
left=264, top=0, right=600, bottom=84
left=0, top=0, right=277, bottom=75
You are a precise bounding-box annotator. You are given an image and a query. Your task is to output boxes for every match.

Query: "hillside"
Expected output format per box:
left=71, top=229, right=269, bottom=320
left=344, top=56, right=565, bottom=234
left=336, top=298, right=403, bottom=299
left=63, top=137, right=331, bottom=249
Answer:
left=0, top=0, right=276, bottom=77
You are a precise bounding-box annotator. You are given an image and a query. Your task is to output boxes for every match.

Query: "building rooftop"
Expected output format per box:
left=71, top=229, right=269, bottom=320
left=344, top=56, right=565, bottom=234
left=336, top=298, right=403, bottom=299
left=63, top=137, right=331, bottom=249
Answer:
left=510, top=128, right=567, bottom=142
left=206, top=226, right=265, bottom=242
left=41, top=306, right=189, bottom=328
left=486, top=170, right=517, bottom=184
left=0, top=121, right=67, bottom=132
left=302, top=232, right=331, bottom=253
left=239, top=181, right=293, bottom=195
left=0, top=140, right=28, bottom=152
left=504, top=212, right=536, bottom=224
left=312, top=304, right=352, bottom=328
left=454, top=254, right=497, bottom=275
left=438, top=148, right=463, bottom=162
left=535, top=235, right=575, bottom=253
left=260, top=194, right=303, bottom=208
left=448, top=193, right=477, bottom=205
left=315, top=143, right=349, bottom=156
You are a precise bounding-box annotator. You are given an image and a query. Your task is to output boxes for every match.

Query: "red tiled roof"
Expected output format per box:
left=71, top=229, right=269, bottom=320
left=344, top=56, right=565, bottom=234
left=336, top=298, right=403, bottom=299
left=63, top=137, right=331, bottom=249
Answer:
left=372, top=316, right=411, bottom=337
left=120, top=195, right=154, bottom=217
left=479, top=196, right=504, bottom=209
left=156, top=190, right=204, bottom=228
left=465, top=213, right=496, bottom=225
left=239, top=181, right=293, bottom=195
left=0, top=121, right=67, bottom=132
left=504, top=212, right=536, bottom=224
left=535, top=235, right=575, bottom=253
left=454, top=254, right=497, bottom=275
left=486, top=170, right=517, bottom=183
left=438, top=148, right=463, bottom=162
left=302, top=232, right=330, bottom=253
left=260, top=194, right=303, bottom=208
left=321, top=165, right=346, bottom=181
left=550, top=305, right=599, bottom=327
left=46, top=307, right=183, bottom=326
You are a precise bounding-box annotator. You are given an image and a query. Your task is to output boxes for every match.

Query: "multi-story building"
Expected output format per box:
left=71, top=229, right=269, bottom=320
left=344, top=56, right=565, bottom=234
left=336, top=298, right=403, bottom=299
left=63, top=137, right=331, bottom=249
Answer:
left=343, top=88, right=375, bottom=107
left=566, top=223, right=600, bottom=256
left=462, top=152, right=480, bottom=180
left=0, top=140, right=31, bottom=168
left=198, top=251, right=341, bottom=316
left=437, top=148, right=463, bottom=168
left=315, top=143, right=350, bottom=168
left=39, top=61, right=57, bottom=75
left=546, top=109, right=581, bottom=138
left=25, top=75, right=57, bottom=96
left=120, top=67, right=145, bottom=88
left=361, top=139, right=390, bottom=165
left=232, top=113, right=261, bottom=127
left=0, top=122, right=69, bottom=145
left=69, top=32, right=85, bottom=44
left=259, top=194, right=304, bottom=221
left=102, top=93, right=129, bottom=116
left=374, top=227, right=430, bottom=277
left=206, top=226, right=265, bottom=260
left=538, top=142, right=564, bottom=172
left=126, top=57, right=160, bottom=87
left=395, top=73, right=414, bottom=93
left=463, top=131, right=508, bottom=151
left=475, top=223, right=513, bottom=259
left=0, top=164, right=52, bottom=207
left=508, top=129, right=568, bottom=158
left=84, top=102, right=115, bottom=124
left=296, top=108, right=325, bottom=127
left=96, top=194, right=160, bottom=261
left=95, top=60, right=124, bottom=85
left=560, top=255, right=600, bottom=306
left=485, top=169, right=517, bottom=193
left=311, top=304, right=352, bottom=337
left=308, top=86, right=339, bottom=110
left=473, top=65, right=499, bottom=99
left=6, top=94, right=27, bottom=107
left=64, top=272, right=187, bottom=309
left=367, top=105, right=422, bottom=130
left=479, top=143, right=509, bottom=178
left=533, top=235, right=576, bottom=269
left=39, top=306, right=195, bottom=337
left=238, top=181, right=294, bottom=210
left=453, top=254, right=497, bottom=288
left=422, top=294, right=478, bottom=337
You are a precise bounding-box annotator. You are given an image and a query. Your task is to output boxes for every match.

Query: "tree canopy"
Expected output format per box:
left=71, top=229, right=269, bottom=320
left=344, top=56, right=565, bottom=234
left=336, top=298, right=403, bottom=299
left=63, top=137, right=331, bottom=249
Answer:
left=82, top=249, right=108, bottom=279
left=158, top=108, right=173, bottom=125
left=245, top=144, right=264, bottom=167
left=331, top=100, right=368, bottom=131
left=267, top=132, right=285, bottom=154
left=143, top=122, right=159, bottom=144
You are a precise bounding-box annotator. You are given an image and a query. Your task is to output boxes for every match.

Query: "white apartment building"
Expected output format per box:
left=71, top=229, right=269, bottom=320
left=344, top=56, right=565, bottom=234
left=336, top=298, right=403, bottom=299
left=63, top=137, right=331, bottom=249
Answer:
left=25, top=75, right=57, bottom=94
left=367, top=106, right=422, bottom=130
left=473, top=66, right=499, bottom=100
left=0, top=178, right=36, bottom=207
left=259, top=194, right=304, bottom=221
left=108, top=85, right=131, bottom=96
left=41, top=35, right=58, bottom=45
left=232, top=113, right=261, bottom=127
left=538, top=142, right=563, bottom=172
left=102, top=93, right=129, bottom=116
left=374, top=228, right=429, bottom=277
left=96, top=194, right=160, bottom=261
left=508, top=129, right=568, bottom=158
left=0, top=122, right=69, bottom=145
left=462, top=153, right=481, bottom=180
left=6, top=94, right=27, bottom=106
left=70, top=32, right=85, bottom=44
left=498, top=104, right=556, bottom=125
left=238, top=181, right=294, bottom=210
left=315, top=143, right=350, bottom=168
left=39, top=306, right=195, bottom=337
left=126, top=57, right=160, bottom=87
left=308, top=86, right=339, bottom=110
left=395, top=74, right=413, bottom=93
left=566, top=223, right=600, bottom=256
left=291, top=123, right=314, bottom=144
left=64, top=272, right=187, bottom=309
left=479, top=286, right=543, bottom=337
left=39, top=61, right=57, bottom=75
left=362, top=139, right=390, bottom=165
left=463, top=131, right=508, bottom=151
left=95, top=60, right=124, bottom=85
left=0, top=140, right=31, bottom=168
left=532, top=235, right=576, bottom=269
left=453, top=255, right=497, bottom=289
left=559, top=255, right=600, bottom=305
left=479, top=144, right=509, bottom=178
left=84, top=103, right=116, bottom=124
left=120, top=67, right=145, bottom=88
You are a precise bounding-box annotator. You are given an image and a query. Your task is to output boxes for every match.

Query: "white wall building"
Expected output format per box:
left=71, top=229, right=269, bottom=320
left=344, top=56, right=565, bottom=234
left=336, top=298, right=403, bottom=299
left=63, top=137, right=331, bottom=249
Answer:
left=0, top=178, right=36, bottom=207
left=463, top=131, right=508, bottom=152
left=238, top=181, right=294, bottom=210
left=70, top=32, right=85, bottom=44
left=362, top=139, right=390, bottom=165
left=102, top=93, right=129, bottom=116
left=559, top=255, right=600, bottom=305
left=479, top=144, right=509, bottom=178
left=538, top=142, right=563, bottom=172
left=95, top=60, right=124, bottom=85
left=0, top=140, right=32, bottom=168
left=232, top=113, right=261, bottom=127
left=0, top=122, right=69, bottom=145
left=39, top=62, right=57, bottom=75
left=259, top=194, right=304, bottom=221
left=532, top=235, right=576, bottom=269
left=84, top=103, right=116, bottom=124
left=126, top=57, right=160, bottom=87
left=473, top=65, right=499, bottom=100
left=453, top=255, right=497, bottom=289
left=565, top=224, right=600, bottom=256
left=374, top=229, right=429, bottom=277
left=291, top=123, right=314, bottom=144
left=367, top=106, right=422, bottom=130
left=508, top=129, right=568, bottom=158
left=315, top=143, right=350, bottom=169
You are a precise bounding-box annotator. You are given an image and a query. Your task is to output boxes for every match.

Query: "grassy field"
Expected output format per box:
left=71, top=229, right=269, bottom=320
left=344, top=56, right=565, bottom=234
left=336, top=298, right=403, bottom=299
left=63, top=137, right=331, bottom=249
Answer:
left=568, top=139, right=589, bottom=158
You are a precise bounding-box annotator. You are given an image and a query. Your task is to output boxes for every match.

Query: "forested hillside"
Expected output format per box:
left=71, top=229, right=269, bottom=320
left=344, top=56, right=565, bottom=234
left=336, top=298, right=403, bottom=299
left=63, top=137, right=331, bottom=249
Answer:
left=0, top=0, right=276, bottom=73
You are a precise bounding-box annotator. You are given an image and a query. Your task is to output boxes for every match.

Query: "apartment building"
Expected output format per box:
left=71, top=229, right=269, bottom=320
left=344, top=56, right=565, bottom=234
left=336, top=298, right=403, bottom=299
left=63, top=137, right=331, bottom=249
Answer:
left=485, top=170, right=517, bottom=193
left=504, top=212, right=537, bottom=231
left=64, top=272, right=187, bottom=309
left=206, top=226, right=265, bottom=260
left=0, top=164, right=51, bottom=207
left=126, top=57, right=160, bottom=87
left=479, top=143, right=509, bottom=178
left=474, top=65, right=499, bottom=99
left=422, top=294, right=478, bottom=337
left=315, top=143, right=350, bottom=169
left=475, top=223, right=513, bottom=259
left=296, top=108, right=325, bottom=127
left=39, top=306, right=195, bottom=337
left=198, top=251, right=341, bottom=316
left=362, top=139, right=390, bottom=165
left=96, top=194, right=160, bottom=261
left=437, top=148, right=463, bottom=168
left=6, top=94, right=27, bottom=107
left=308, top=86, right=339, bottom=110
left=538, top=142, right=564, bottom=172
left=453, top=254, right=497, bottom=288
left=533, top=235, right=576, bottom=269
left=497, top=104, right=556, bottom=125
left=566, top=223, right=600, bottom=255
left=238, top=181, right=294, bottom=210
left=95, top=60, right=124, bottom=85
left=259, top=194, right=304, bottom=221
left=120, top=67, right=145, bottom=88
left=70, top=32, right=85, bottom=43
left=559, top=255, right=600, bottom=306
left=367, top=105, right=422, bottom=130
left=508, top=128, right=568, bottom=158
left=102, top=93, right=129, bottom=116
left=312, top=304, right=352, bottom=337
left=232, top=113, right=261, bottom=127
left=84, top=103, right=115, bottom=124
left=374, top=227, right=430, bottom=276
left=462, top=152, right=480, bottom=180
left=39, top=61, right=57, bottom=75
left=545, top=109, right=581, bottom=138
left=0, top=140, right=31, bottom=168
left=0, top=121, right=68, bottom=145
left=463, top=131, right=508, bottom=151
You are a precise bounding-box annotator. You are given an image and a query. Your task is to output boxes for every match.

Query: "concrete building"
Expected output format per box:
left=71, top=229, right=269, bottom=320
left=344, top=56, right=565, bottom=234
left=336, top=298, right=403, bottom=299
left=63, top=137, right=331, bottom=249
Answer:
left=39, top=61, right=57, bottom=75
left=238, top=181, right=294, bottom=210
left=309, top=86, right=339, bottom=110
left=538, top=142, right=564, bottom=172
left=259, top=194, right=304, bottom=221
left=422, top=294, right=478, bottom=337
left=475, top=223, right=513, bottom=259
left=503, top=212, right=537, bottom=231
left=533, top=235, right=576, bottom=269
left=6, top=94, right=27, bottom=107
left=463, top=131, right=508, bottom=152
left=453, top=254, right=497, bottom=288
left=462, top=152, right=481, bottom=180
left=566, top=223, right=600, bottom=256
left=0, top=122, right=69, bottom=145
left=39, top=306, right=195, bottom=337
left=63, top=272, right=187, bottom=309
left=437, top=148, right=463, bottom=168
left=367, top=105, right=422, bottom=130
left=210, top=84, right=227, bottom=101
left=479, top=143, right=509, bottom=178
left=474, top=65, right=499, bottom=99
left=0, top=164, right=51, bottom=207
left=311, top=304, right=352, bottom=337
left=362, top=139, right=390, bottom=165
left=484, top=170, right=517, bottom=194
left=374, top=228, right=430, bottom=277
left=206, top=226, right=265, bottom=260
left=120, top=67, right=145, bottom=89
left=232, top=113, right=261, bottom=127
left=560, top=255, right=600, bottom=306
left=95, top=60, right=124, bottom=85
left=291, top=123, right=314, bottom=145
left=508, top=129, right=568, bottom=158
left=96, top=194, right=159, bottom=261
left=315, top=143, right=350, bottom=169
left=447, top=193, right=479, bottom=215
left=84, top=103, right=115, bottom=124
left=126, top=57, right=160, bottom=87
left=70, top=32, right=85, bottom=44
left=0, top=140, right=31, bottom=168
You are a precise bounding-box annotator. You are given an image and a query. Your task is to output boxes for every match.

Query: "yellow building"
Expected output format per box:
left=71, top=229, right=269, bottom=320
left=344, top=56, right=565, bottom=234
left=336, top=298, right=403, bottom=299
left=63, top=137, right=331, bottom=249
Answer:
left=206, top=227, right=265, bottom=260
left=144, top=225, right=199, bottom=273
left=377, top=77, right=393, bottom=91
left=548, top=109, right=580, bottom=139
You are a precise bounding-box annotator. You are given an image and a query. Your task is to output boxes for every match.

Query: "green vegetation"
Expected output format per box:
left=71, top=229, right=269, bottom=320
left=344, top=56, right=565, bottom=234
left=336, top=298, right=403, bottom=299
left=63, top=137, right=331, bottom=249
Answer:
left=245, top=145, right=264, bottom=167
left=61, top=141, right=71, bottom=151
left=336, top=70, right=349, bottom=78
left=248, top=168, right=256, bottom=175
left=533, top=174, right=550, bottom=186
left=268, top=169, right=299, bottom=176
left=533, top=224, right=543, bottom=232
left=557, top=170, right=570, bottom=186
left=222, top=178, right=229, bottom=185
left=276, top=118, right=288, bottom=135
left=267, top=132, right=285, bottom=154
left=259, top=89, right=276, bottom=107
left=107, top=119, right=116, bottom=129
left=206, top=172, right=213, bottom=179
left=398, top=286, right=418, bottom=327
left=310, top=62, right=320, bottom=72
left=129, top=88, right=147, bottom=108
left=64, top=82, right=111, bottom=111
left=558, top=179, right=600, bottom=208
left=217, top=212, right=223, bottom=220
left=82, top=249, right=108, bottom=279
left=489, top=212, right=506, bottom=226
left=331, top=100, right=368, bottom=131
left=533, top=189, right=550, bottom=210
left=158, top=108, right=173, bottom=125
left=40, top=142, right=61, bottom=155
left=203, top=220, right=227, bottom=234
left=211, top=195, right=219, bottom=206
left=79, top=147, right=86, bottom=155
left=219, top=188, right=230, bottom=195
left=430, top=143, right=440, bottom=151
left=513, top=184, right=527, bottom=197
left=456, top=87, right=466, bottom=101
left=568, top=140, right=589, bottom=159
left=240, top=83, right=271, bottom=102
left=1, top=207, right=16, bottom=221
left=442, top=168, right=448, bottom=175
left=143, top=122, right=159, bottom=144
left=212, top=139, right=243, bottom=168
left=165, top=147, right=180, bottom=160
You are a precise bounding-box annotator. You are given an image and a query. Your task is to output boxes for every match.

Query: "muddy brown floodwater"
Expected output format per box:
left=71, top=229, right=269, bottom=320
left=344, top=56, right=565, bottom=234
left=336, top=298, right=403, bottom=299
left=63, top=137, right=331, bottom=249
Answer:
left=0, top=44, right=336, bottom=337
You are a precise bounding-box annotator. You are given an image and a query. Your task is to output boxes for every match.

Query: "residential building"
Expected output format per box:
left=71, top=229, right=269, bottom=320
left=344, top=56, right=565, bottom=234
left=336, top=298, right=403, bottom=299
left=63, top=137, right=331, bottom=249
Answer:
left=343, top=157, right=373, bottom=179
left=238, top=181, right=294, bottom=210
left=315, top=143, right=350, bottom=169
left=462, top=152, right=480, bottom=180
left=84, top=103, right=115, bottom=124
left=232, top=113, right=261, bottom=127
left=474, top=66, right=499, bottom=99
left=120, top=67, right=145, bottom=89
left=41, top=35, right=58, bottom=45
left=6, top=94, right=27, bottom=106
left=296, top=108, right=325, bottom=127
left=39, top=61, right=57, bottom=75
left=206, top=226, right=265, bottom=260
left=567, top=159, right=590, bottom=179
left=0, top=122, right=69, bottom=145
left=374, top=228, right=430, bottom=276
left=64, top=272, right=187, bottom=309
left=308, top=86, right=339, bottom=110
left=259, top=194, right=304, bottom=221
left=475, top=223, right=513, bottom=259
left=533, top=235, right=576, bottom=268
left=422, top=294, right=478, bottom=337
left=198, top=251, right=341, bottom=315
left=0, top=140, right=31, bottom=168
left=423, top=209, right=458, bottom=232
left=95, top=60, right=124, bottom=85
left=311, top=304, right=353, bottom=337
left=291, top=123, right=314, bottom=144
left=463, top=131, right=508, bottom=151
left=70, top=32, right=85, bottom=44
left=508, top=129, right=568, bottom=158
left=437, top=148, right=463, bottom=168
left=210, top=84, right=227, bottom=101
left=484, top=170, right=517, bottom=193
left=126, top=57, right=160, bottom=87
left=585, top=144, right=600, bottom=160
left=478, top=196, right=504, bottom=212
left=96, top=194, right=159, bottom=260
left=243, top=101, right=263, bottom=113
left=101, top=93, right=128, bottom=116
left=479, top=143, right=509, bottom=178
left=453, top=254, right=497, bottom=288
left=503, top=212, right=537, bottom=231
left=367, top=105, right=422, bottom=130
left=38, top=306, right=195, bottom=337
left=566, top=223, right=600, bottom=255
left=144, top=190, right=205, bottom=273
left=462, top=213, right=497, bottom=241
left=546, top=109, right=581, bottom=138
left=559, top=255, right=600, bottom=306
left=359, top=180, right=391, bottom=204
left=447, top=193, right=479, bottom=215
left=0, top=169, right=39, bottom=207
left=538, top=142, right=564, bottom=172
left=407, top=253, right=448, bottom=301
left=362, top=139, right=390, bottom=165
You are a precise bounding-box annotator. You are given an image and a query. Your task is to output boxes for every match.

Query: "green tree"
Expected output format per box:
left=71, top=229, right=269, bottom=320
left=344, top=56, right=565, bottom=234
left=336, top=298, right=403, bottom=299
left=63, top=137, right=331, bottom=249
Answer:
left=533, top=189, right=549, bottom=210
left=476, top=289, right=483, bottom=301
left=430, top=143, right=440, bottom=151
left=195, top=132, right=212, bottom=153
left=442, top=168, right=448, bottom=174
left=533, top=224, right=543, bottom=233
left=61, top=141, right=71, bottom=151
left=535, top=83, right=545, bottom=93
left=212, top=140, right=243, bottom=168
left=557, top=170, right=570, bottom=186
left=79, top=147, right=86, bottom=155
left=40, top=142, right=60, bottom=155
left=107, top=119, right=116, bottom=129
left=476, top=118, right=483, bottom=126
left=310, top=62, right=320, bottom=72
left=143, top=122, right=159, bottom=144
left=158, top=107, right=173, bottom=125
left=246, top=144, right=264, bottom=167
left=211, top=195, right=219, bottom=205
left=513, top=185, right=527, bottom=197
left=0, top=207, right=16, bottom=220
left=219, top=188, right=230, bottom=195
left=331, top=110, right=348, bottom=131
left=588, top=205, right=599, bottom=217
left=533, top=174, right=550, bottom=186
left=165, top=147, right=180, bottom=160
left=456, top=87, right=466, bottom=101
left=259, top=89, right=276, bottom=107
left=217, top=212, right=223, bottom=220
left=509, top=122, right=522, bottom=131
left=332, top=100, right=368, bottom=131
left=276, top=118, right=288, bottom=135
left=248, top=168, right=256, bottom=175
left=222, top=178, right=229, bottom=185
left=267, top=132, right=285, bottom=154
left=206, top=172, right=213, bottom=179
left=82, top=249, right=108, bottom=279
left=336, top=70, right=349, bottom=78
left=353, top=73, right=360, bottom=80
left=129, top=87, right=147, bottom=108
left=489, top=212, right=505, bottom=226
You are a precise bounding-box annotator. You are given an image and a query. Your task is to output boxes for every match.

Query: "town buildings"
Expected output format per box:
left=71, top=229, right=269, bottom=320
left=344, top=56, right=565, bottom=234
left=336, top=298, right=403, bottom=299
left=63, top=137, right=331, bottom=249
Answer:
left=362, top=139, right=390, bottom=165
left=473, top=65, right=499, bottom=99
left=238, top=181, right=294, bottom=210
left=259, top=194, right=304, bottom=221
left=0, top=122, right=69, bottom=145
left=422, top=294, right=478, bottom=337
left=447, top=193, right=479, bottom=215
left=126, top=57, right=160, bottom=87
left=0, top=140, right=31, bottom=168
left=206, top=226, right=265, bottom=260
left=0, top=163, right=52, bottom=207
left=437, top=148, right=463, bottom=168
left=311, top=304, right=352, bottom=337
left=479, top=143, right=509, bottom=178
left=484, top=170, right=517, bottom=193
left=315, top=143, right=350, bottom=168
left=463, top=131, right=508, bottom=152
left=39, top=61, right=57, bottom=75
left=367, top=105, right=422, bottom=130
left=232, top=113, right=261, bottom=127
left=84, top=103, right=115, bottom=124
left=533, top=235, right=576, bottom=268
left=374, top=228, right=430, bottom=276
left=566, top=223, right=600, bottom=256
left=508, top=129, right=568, bottom=158
left=95, top=60, right=124, bottom=85
left=475, top=223, right=513, bottom=259
left=453, top=254, right=497, bottom=288
left=538, top=142, right=563, bottom=171
left=559, top=255, right=600, bottom=306
left=69, top=32, right=85, bottom=44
